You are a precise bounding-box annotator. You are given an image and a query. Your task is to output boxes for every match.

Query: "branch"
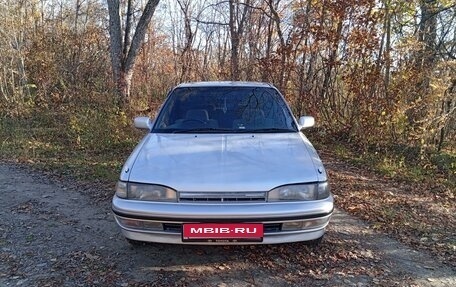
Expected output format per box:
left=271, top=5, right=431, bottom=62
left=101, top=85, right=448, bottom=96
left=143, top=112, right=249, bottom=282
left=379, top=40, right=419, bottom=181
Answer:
left=436, top=3, right=456, bottom=14
left=199, top=0, right=275, bottom=20
left=193, top=18, right=229, bottom=26
left=124, top=0, right=160, bottom=72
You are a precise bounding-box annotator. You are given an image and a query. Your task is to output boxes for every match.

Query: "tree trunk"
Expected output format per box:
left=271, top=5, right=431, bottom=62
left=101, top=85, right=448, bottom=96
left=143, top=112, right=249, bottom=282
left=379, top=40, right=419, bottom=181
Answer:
left=177, top=0, right=194, bottom=82
left=107, top=0, right=160, bottom=106
left=228, top=0, right=250, bottom=81
left=267, top=0, right=286, bottom=91
left=229, top=0, right=240, bottom=81
left=406, top=0, right=438, bottom=130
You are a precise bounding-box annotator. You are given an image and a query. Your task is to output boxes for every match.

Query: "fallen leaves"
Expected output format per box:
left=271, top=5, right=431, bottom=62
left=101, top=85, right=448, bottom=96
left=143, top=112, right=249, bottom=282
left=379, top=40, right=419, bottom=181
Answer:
left=324, top=153, right=456, bottom=268
left=46, top=250, right=122, bottom=286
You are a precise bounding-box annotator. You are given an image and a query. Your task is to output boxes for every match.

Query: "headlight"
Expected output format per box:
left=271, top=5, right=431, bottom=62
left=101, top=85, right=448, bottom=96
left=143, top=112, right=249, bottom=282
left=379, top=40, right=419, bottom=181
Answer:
left=115, top=181, right=177, bottom=201
left=129, top=183, right=177, bottom=201
left=317, top=181, right=330, bottom=199
left=116, top=181, right=127, bottom=198
left=268, top=182, right=330, bottom=201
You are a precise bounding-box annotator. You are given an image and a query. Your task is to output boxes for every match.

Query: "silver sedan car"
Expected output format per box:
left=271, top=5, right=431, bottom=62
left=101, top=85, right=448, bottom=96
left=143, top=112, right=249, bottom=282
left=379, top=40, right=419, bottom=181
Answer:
left=112, top=81, right=333, bottom=245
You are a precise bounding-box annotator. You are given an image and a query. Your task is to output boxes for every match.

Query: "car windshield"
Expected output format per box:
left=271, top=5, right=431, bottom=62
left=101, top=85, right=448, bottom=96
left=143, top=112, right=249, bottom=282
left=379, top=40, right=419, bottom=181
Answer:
left=153, top=86, right=298, bottom=133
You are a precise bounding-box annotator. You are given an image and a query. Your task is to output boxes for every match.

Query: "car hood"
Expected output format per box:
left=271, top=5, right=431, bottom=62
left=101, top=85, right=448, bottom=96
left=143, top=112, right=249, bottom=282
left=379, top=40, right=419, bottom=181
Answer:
left=126, top=133, right=323, bottom=192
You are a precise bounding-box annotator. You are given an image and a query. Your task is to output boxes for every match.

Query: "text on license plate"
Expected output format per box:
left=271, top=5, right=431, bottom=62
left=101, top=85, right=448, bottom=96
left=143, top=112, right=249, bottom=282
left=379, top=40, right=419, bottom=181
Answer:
left=182, top=223, right=263, bottom=242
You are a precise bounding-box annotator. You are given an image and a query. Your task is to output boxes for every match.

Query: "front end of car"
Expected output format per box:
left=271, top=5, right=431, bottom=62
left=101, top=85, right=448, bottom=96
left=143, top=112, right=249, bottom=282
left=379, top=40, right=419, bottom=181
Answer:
left=112, top=180, right=333, bottom=245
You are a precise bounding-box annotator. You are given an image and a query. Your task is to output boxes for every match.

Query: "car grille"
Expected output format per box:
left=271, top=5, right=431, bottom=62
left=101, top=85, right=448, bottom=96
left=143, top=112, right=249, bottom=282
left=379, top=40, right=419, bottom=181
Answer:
left=178, top=192, right=267, bottom=203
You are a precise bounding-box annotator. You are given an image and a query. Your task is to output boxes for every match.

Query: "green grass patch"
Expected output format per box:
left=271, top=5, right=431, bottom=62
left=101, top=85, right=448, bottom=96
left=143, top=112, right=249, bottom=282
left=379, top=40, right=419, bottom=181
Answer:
left=322, top=141, right=455, bottom=191
left=0, top=108, right=141, bottom=186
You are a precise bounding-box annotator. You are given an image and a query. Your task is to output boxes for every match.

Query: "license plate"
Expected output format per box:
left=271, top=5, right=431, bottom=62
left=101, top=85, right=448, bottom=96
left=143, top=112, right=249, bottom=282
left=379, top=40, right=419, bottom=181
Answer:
left=182, top=223, right=263, bottom=242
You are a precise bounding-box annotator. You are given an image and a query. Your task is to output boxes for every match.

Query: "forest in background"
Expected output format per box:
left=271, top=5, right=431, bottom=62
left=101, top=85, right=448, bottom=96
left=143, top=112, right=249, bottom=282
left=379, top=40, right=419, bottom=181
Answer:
left=0, top=0, right=454, bottom=184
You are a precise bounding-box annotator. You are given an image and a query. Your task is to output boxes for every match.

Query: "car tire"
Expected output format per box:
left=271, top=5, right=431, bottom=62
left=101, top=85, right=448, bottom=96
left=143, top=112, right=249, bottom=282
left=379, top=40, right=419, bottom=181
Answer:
left=126, top=238, right=145, bottom=246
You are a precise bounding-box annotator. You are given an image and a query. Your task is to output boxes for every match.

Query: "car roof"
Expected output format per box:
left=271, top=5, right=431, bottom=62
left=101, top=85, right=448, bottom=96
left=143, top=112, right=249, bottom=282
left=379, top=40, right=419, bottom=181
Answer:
left=175, top=81, right=274, bottom=88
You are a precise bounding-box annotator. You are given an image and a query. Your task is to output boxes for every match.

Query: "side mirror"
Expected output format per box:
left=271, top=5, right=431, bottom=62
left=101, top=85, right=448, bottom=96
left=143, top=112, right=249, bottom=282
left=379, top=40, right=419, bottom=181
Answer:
left=134, top=117, right=153, bottom=130
left=298, top=116, right=315, bottom=130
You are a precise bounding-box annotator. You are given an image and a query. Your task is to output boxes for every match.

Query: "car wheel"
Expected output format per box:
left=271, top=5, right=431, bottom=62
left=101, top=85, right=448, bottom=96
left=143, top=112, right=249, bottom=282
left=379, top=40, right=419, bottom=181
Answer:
left=126, top=238, right=146, bottom=246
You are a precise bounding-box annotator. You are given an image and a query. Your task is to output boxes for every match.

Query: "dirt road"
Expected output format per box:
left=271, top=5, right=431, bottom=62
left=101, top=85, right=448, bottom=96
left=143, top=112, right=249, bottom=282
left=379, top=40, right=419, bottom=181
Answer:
left=0, top=163, right=454, bottom=286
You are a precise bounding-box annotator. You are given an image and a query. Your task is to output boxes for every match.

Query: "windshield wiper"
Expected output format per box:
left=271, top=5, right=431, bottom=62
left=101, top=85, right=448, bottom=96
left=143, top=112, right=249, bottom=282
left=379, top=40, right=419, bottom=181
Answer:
left=173, top=128, right=236, bottom=133
left=242, top=128, right=296, bottom=133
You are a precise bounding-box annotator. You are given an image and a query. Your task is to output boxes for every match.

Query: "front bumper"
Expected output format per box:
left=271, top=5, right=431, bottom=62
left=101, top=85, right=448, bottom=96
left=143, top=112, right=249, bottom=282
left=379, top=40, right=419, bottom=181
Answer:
left=112, top=195, right=334, bottom=245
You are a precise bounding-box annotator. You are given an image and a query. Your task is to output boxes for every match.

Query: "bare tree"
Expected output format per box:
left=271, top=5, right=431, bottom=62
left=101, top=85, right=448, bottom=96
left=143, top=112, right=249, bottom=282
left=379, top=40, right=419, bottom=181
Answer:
left=229, top=0, right=251, bottom=80
left=107, top=0, right=160, bottom=105
left=0, top=0, right=35, bottom=115
left=176, top=0, right=196, bottom=81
